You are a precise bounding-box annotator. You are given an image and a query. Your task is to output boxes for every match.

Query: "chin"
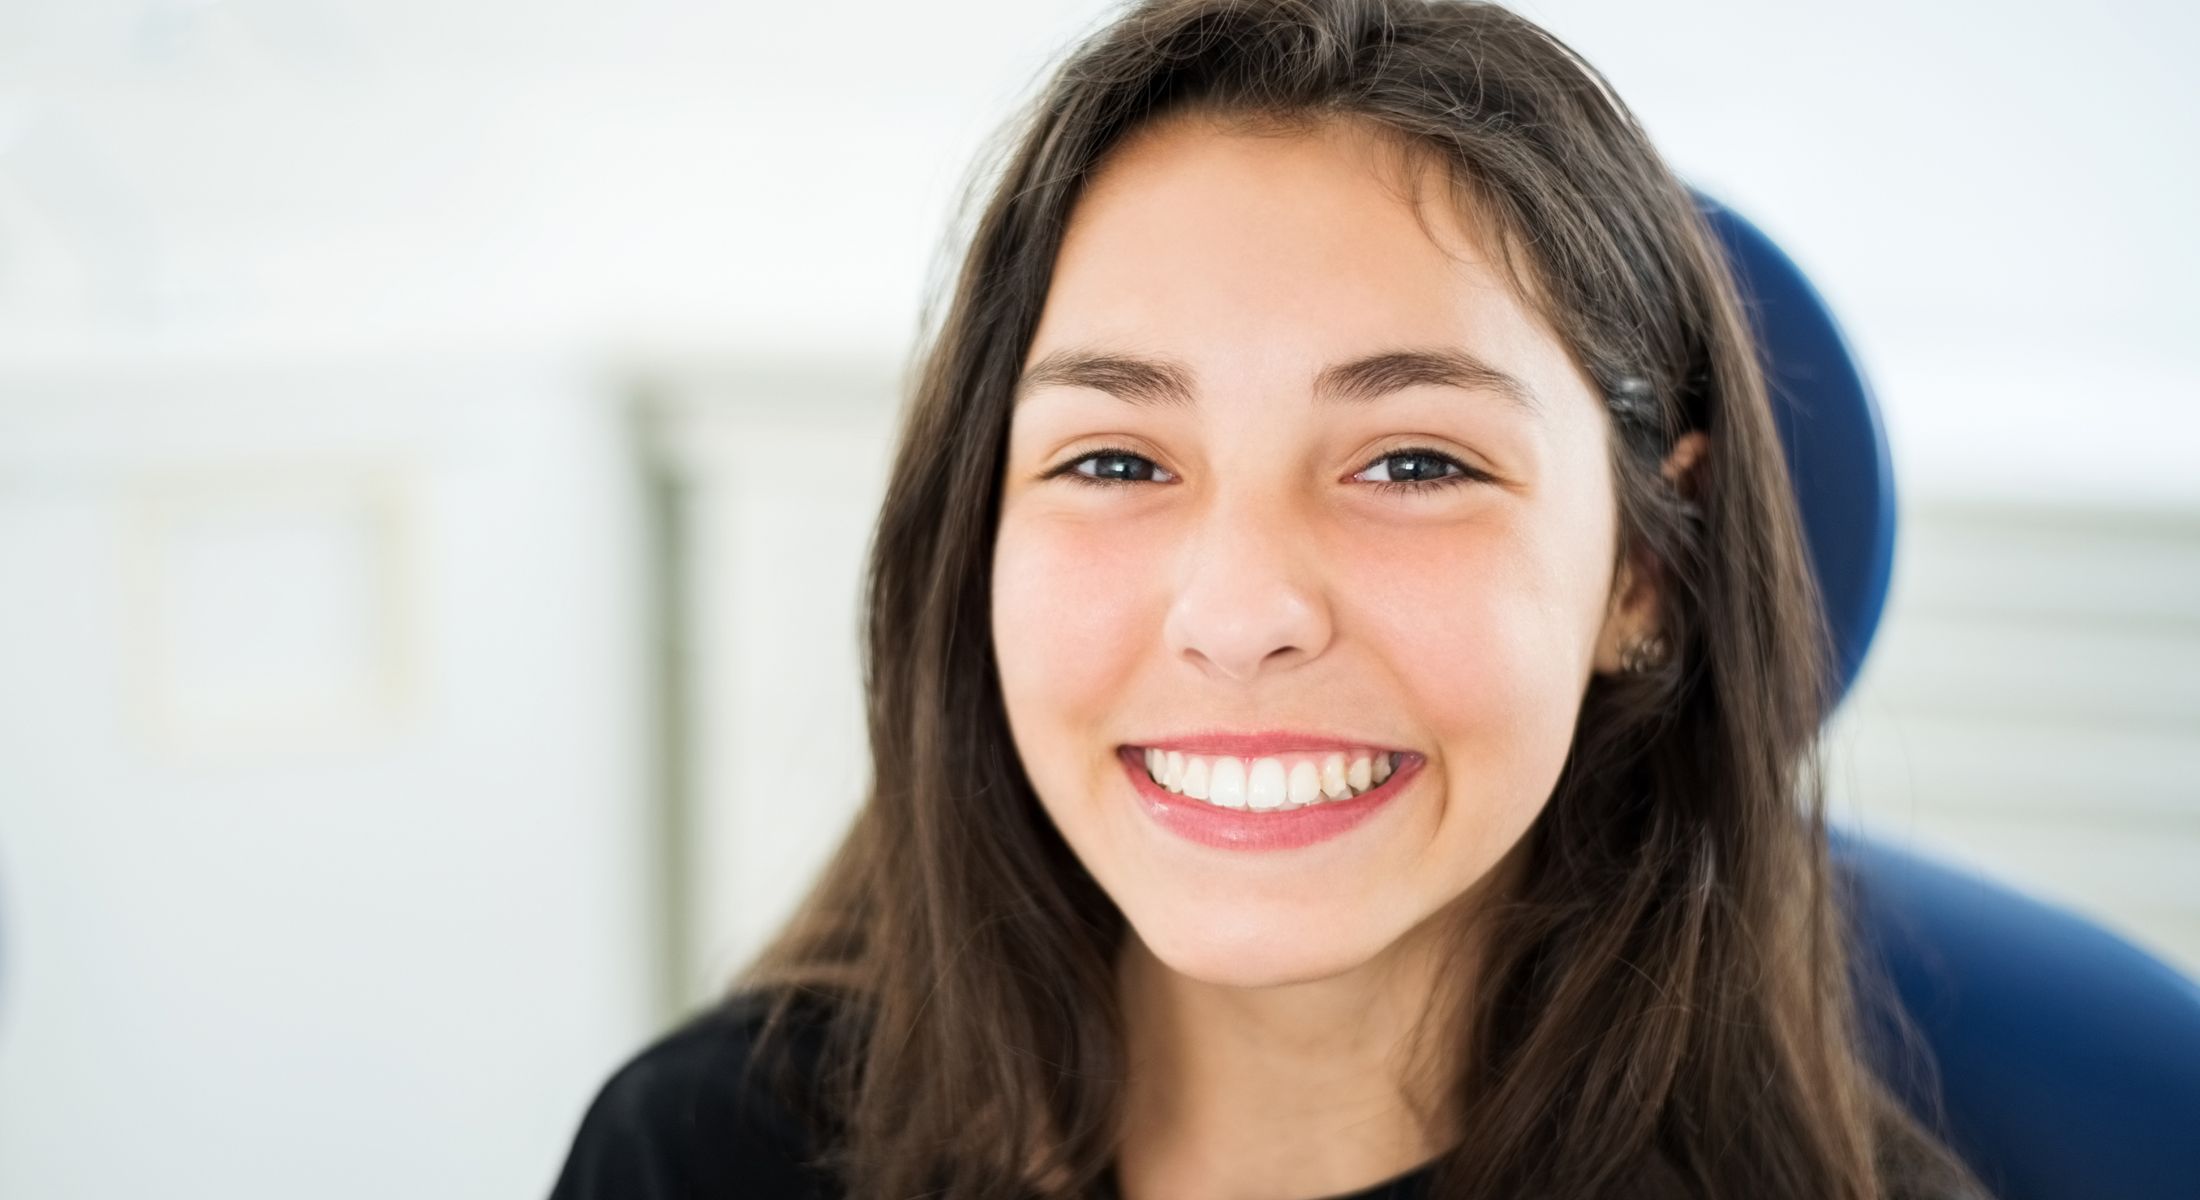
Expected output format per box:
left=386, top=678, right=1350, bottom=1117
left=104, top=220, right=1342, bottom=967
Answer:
left=1134, top=908, right=1387, bottom=990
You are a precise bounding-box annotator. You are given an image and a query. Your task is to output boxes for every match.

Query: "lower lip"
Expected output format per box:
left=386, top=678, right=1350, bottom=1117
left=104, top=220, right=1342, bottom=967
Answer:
left=1118, top=746, right=1423, bottom=852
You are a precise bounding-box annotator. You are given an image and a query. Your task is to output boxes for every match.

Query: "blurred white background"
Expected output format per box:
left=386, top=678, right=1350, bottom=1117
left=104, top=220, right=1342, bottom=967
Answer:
left=0, top=1, right=2194, bottom=1197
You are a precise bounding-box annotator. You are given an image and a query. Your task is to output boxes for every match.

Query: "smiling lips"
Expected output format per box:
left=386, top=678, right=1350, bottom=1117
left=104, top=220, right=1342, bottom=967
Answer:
left=1118, top=744, right=1422, bottom=851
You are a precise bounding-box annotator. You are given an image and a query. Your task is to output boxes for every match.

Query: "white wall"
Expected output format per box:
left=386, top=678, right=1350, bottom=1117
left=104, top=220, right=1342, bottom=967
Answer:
left=0, top=354, right=658, bottom=1198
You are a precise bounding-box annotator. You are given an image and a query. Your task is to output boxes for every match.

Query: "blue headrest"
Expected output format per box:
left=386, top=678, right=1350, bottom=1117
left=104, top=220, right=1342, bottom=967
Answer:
left=1690, top=189, right=1897, bottom=708
left=1694, top=187, right=2200, bottom=1198
left=1832, top=830, right=2200, bottom=1198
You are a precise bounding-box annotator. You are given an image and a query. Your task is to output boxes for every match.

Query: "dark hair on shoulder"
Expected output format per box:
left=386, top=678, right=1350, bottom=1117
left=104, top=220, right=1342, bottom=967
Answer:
left=732, top=2, right=1992, bottom=1197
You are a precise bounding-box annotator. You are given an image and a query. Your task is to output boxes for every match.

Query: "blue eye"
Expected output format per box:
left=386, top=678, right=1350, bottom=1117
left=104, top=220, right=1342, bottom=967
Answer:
left=1052, top=448, right=1178, bottom=486
left=1353, top=448, right=1486, bottom=493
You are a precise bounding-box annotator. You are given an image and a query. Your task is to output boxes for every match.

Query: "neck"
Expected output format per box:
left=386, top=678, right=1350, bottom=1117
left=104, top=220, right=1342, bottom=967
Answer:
left=1108, top=905, right=1481, bottom=1200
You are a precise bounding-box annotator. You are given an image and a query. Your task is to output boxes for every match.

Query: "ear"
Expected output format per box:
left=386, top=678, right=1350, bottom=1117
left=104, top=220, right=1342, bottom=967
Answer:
left=1592, top=431, right=1710, bottom=675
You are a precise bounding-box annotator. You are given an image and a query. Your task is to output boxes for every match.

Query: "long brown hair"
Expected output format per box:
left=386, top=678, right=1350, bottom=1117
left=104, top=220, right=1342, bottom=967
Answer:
left=732, top=2, right=1987, bottom=1197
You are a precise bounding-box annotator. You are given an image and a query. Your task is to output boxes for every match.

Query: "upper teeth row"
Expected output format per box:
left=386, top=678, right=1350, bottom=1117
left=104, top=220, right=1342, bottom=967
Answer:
left=1142, top=748, right=1397, bottom=811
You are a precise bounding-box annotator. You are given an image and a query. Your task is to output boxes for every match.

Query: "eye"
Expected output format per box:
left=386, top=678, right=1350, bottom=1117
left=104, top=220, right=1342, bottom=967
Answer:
left=1044, top=446, right=1179, bottom=488
left=1040, top=444, right=1492, bottom=493
left=1353, top=446, right=1491, bottom=494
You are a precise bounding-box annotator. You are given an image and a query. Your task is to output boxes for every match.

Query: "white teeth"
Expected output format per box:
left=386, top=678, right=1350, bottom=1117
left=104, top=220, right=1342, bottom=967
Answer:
left=1319, top=753, right=1350, bottom=799
left=1181, top=756, right=1210, bottom=800
left=1208, top=757, right=1247, bottom=809
left=1142, top=748, right=1400, bottom=810
left=1246, top=758, right=1287, bottom=811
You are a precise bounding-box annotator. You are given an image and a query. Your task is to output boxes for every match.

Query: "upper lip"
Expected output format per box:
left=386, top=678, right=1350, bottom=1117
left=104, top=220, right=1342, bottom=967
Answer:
left=1126, top=729, right=1413, bottom=757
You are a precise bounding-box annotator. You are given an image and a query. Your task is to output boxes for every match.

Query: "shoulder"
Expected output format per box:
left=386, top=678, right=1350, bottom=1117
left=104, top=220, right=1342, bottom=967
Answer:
left=546, top=988, right=853, bottom=1200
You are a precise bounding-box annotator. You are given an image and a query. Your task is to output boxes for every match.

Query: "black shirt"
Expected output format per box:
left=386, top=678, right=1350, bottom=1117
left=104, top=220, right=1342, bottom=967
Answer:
left=547, top=989, right=1436, bottom=1200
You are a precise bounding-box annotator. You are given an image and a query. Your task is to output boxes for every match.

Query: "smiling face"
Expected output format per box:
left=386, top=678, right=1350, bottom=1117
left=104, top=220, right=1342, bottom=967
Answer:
left=990, top=112, right=1647, bottom=989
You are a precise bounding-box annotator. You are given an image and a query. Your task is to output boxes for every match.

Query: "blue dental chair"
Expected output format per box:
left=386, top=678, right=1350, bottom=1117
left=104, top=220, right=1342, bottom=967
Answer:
left=1701, top=189, right=2200, bottom=1200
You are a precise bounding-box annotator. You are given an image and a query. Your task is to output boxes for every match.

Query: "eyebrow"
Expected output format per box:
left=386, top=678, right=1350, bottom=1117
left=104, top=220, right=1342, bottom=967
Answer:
left=1013, top=346, right=1541, bottom=416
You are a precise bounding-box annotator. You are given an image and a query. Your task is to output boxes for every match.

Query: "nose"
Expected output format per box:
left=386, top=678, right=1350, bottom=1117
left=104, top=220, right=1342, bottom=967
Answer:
left=1160, top=491, right=1334, bottom=682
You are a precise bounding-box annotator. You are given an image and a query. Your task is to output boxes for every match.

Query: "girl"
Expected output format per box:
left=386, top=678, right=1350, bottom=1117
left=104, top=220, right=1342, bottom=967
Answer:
left=551, top=2, right=1989, bottom=1196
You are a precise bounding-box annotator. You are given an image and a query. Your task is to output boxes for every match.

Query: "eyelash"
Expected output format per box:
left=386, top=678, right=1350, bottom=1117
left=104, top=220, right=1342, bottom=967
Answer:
left=1043, top=444, right=1491, bottom=495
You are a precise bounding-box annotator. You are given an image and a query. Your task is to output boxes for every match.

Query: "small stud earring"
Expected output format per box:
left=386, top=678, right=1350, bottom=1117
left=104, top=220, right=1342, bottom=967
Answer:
left=1620, top=633, right=1668, bottom=675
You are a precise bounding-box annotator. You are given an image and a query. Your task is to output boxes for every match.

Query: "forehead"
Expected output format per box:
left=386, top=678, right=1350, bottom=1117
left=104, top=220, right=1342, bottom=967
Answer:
left=1027, top=113, right=1563, bottom=386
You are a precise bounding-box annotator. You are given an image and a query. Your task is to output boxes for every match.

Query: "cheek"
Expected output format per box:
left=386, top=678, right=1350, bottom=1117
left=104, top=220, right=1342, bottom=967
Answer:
left=990, top=512, right=1152, bottom=767
left=1344, top=516, right=1604, bottom=800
